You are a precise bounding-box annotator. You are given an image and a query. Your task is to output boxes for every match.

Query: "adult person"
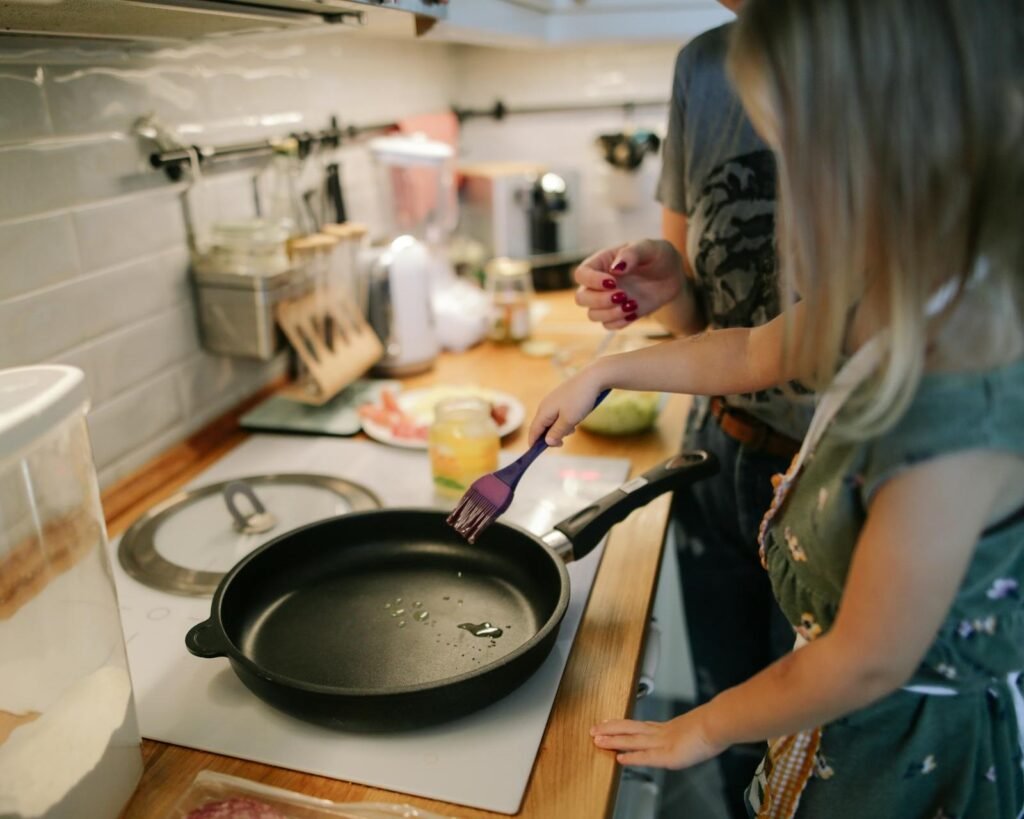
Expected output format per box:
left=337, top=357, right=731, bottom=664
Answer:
left=573, top=4, right=809, bottom=814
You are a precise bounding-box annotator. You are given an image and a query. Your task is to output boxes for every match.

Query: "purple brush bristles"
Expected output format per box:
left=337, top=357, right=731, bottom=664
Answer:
left=447, top=390, right=610, bottom=543
left=446, top=473, right=514, bottom=543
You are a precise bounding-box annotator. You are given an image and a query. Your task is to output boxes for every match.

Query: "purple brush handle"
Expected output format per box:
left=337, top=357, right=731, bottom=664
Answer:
left=493, top=389, right=610, bottom=488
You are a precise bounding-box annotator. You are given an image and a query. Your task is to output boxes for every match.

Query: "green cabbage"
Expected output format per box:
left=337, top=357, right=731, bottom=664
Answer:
left=580, top=390, right=661, bottom=435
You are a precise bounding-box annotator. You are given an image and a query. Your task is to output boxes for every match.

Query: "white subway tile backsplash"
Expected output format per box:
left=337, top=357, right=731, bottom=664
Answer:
left=86, top=369, right=184, bottom=471
left=58, top=303, right=200, bottom=406
left=45, top=62, right=202, bottom=138
left=0, top=136, right=168, bottom=222
left=174, top=351, right=284, bottom=420
left=97, top=420, right=191, bottom=489
left=0, top=246, right=189, bottom=368
left=0, top=212, right=79, bottom=300
left=73, top=190, right=187, bottom=272
left=451, top=43, right=677, bottom=109
left=0, top=64, right=52, bottom=145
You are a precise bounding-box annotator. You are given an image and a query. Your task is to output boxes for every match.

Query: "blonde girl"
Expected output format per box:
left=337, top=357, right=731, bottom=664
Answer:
left=528, top=0, right=1024, bottom=815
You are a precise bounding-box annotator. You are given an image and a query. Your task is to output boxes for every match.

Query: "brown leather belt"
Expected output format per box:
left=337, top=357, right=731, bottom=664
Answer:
left=709, top=396, right=801, bottom=459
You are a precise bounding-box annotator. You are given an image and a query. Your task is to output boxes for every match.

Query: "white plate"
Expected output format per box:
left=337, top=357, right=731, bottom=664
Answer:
left=360, top=386, right=526, bottom=450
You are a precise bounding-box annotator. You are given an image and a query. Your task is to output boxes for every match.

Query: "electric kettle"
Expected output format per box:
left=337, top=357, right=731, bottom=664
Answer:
left=365, top=235, right=440, bottom=377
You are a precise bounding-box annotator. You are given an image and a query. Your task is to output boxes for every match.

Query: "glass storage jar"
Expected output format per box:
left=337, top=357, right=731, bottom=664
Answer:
left=203, top=220, right=290, bottom=277
left=485, top=257, right=533, bottom=343
left=428, top=397, right=500, bottom=499
left=0, top=365, right=143, bottom=818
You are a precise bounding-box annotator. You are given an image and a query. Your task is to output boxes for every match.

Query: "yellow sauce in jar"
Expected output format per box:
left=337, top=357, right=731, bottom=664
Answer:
left=429, top=397, right=500, bottom=498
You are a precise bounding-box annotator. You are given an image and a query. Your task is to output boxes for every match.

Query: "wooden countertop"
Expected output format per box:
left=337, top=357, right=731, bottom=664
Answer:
left=109, top=291, right=690, bottom=819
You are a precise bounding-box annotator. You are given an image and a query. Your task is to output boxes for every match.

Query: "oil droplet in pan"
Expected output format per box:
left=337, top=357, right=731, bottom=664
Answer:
left=458, top=622, right=504, bottom=638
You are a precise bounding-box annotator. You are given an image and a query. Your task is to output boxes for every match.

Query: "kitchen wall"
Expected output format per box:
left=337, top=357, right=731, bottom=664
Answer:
left=0, top=31, right=458, bottom=487
left=454, top=42, right=678, bottom=251
left=0, top=29, right=681, bottom=489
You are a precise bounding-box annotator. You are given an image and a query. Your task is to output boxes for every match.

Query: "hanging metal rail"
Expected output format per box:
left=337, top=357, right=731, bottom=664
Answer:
left=147, top=97, right=667, bottom=181
left=147, top=115, right=395, bottom=181
left=452, top=97, right=667, bottom=122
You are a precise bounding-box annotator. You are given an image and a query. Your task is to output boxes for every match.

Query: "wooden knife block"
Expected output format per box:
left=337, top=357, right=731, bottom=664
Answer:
left=275, top=289, right=383, bottom=406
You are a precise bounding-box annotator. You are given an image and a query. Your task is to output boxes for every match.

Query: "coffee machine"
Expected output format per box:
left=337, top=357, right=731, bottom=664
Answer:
left=458, top=162, right=581, bottom=264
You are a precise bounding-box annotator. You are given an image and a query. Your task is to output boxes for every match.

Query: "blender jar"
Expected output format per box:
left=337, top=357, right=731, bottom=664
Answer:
left=0, top=366, right=143, bottom=819
left=368, top=134, right=456, bottom=243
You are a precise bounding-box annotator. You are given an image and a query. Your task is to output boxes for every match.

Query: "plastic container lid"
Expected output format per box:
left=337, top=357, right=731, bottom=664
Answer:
left=485, top=256, right=531, bottom=278
left=0, top=365, right=88, bottom=463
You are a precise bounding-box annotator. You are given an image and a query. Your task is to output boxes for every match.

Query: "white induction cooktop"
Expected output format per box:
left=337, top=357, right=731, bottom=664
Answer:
left=109, top=435, right=630, bottom=814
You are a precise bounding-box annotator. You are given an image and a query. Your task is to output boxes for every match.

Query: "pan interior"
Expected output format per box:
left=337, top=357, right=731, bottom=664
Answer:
left=222, top=516, right=564, bottom=691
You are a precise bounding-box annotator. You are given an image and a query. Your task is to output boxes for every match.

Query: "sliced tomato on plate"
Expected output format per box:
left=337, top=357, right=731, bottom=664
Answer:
left=490, top=403, right=509, bottom=427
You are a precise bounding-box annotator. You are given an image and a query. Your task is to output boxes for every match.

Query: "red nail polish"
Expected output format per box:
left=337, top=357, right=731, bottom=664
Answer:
left=612, top=261, right=627, bottom=272
left=610, top=291, right=627, bottom=304
left=622, top=299, right=638, bottom=313
left=602, top=278, right=616, bottom=289
left=624, top=312, right=638, bottom=322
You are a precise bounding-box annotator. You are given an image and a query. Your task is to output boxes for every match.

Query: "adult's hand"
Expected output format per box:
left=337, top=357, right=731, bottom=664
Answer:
left=573, top=239, right=685, bottom=330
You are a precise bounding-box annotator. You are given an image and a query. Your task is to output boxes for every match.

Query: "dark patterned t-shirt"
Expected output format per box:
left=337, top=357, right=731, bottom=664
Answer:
left=657, top=23, right=812, bottom=440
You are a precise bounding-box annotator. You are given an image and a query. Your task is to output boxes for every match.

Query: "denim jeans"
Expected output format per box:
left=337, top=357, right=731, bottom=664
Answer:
left=672, top=401, right=795, bottom=819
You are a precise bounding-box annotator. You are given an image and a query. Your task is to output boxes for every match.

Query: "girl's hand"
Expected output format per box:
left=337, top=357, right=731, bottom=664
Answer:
left=591, top=711, right=725, bottom=769
left=574, top=240, right=684, bottom=330
left=528, top=367, right=607, bottom=447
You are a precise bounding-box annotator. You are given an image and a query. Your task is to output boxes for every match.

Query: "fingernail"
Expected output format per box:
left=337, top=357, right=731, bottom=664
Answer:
left=624, top=312, right=638, bottom=322
left=622, top=300, right=638, bottom=313
left=602, top=278, right=616, bottom=289
left=610, top=291, right=627, bottom=304
left=612, top=261, right=627, bottom=272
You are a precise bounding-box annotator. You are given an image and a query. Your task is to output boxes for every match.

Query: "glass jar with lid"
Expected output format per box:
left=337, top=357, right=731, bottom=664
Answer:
left=203, top=220, right=290, bottom=277
left=428, top=397, right=500, bottom=499
left=485, top=257, right=534, bottom=343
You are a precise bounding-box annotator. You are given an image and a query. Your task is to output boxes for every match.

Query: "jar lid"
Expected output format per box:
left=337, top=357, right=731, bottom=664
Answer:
left=289, top=233, right=340, bottom=254
left=321, top=222, right=369, bottom=240
left=485, top=257, right=531, bottom=278
left=0, top=365, right=88, bottom=464
left=210, top=220, right=288, bottom=250
left=433, top=395, right=493, bottom=420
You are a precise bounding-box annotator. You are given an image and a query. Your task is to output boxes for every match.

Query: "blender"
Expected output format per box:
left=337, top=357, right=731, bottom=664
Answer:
left=366, top=133, right=479, bottom=374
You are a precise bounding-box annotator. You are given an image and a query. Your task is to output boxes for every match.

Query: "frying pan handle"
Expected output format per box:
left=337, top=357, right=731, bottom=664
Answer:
left=185, top=619, right=229, bottom=659
left=553, top=450, right=718, bottom=561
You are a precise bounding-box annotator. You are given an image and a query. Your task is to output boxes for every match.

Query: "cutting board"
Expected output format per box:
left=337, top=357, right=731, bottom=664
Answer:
left=239, top=379, right=397, bottom=437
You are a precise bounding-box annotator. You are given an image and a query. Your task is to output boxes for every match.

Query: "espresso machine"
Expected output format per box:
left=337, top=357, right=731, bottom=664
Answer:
left=457, top=162, right=582, bottom=289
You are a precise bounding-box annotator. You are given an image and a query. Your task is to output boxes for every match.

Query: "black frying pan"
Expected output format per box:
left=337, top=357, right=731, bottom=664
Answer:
left=185, top=450, right=716, bottom=730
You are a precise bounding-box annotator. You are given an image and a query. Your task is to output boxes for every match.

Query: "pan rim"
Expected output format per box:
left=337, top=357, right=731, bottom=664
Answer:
left=206, top=507, right=573, bottom=698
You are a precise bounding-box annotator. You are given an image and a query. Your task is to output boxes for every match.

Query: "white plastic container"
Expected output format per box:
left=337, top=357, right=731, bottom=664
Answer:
left=0, top=366, right=143, bottom=819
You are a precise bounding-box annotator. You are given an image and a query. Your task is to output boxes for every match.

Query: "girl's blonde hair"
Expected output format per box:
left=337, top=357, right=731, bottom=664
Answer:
left=729, top=0, right=1024, bottom=439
